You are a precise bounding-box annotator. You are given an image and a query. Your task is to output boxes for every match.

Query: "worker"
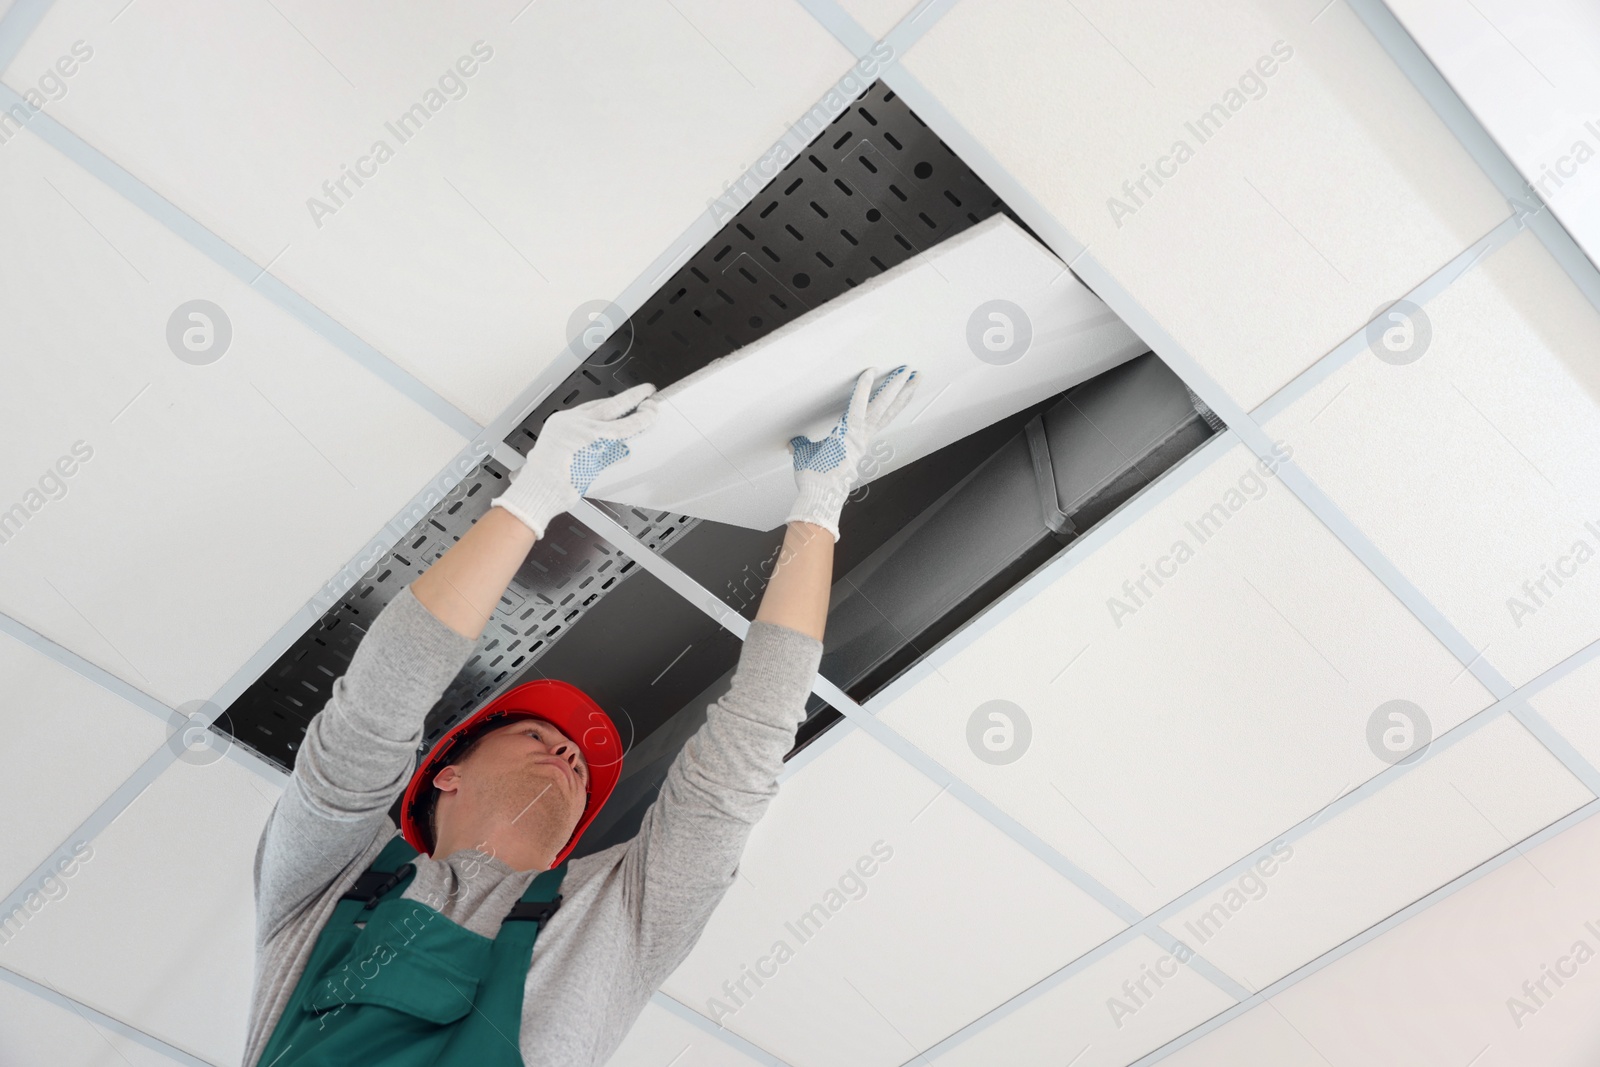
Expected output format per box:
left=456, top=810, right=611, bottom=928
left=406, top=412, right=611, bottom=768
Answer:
left=243, top=364, right=918, bottom=1066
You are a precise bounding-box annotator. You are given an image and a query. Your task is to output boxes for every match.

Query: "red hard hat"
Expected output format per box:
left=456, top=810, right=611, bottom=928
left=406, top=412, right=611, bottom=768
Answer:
left=400, top=679, right=624, bottom=867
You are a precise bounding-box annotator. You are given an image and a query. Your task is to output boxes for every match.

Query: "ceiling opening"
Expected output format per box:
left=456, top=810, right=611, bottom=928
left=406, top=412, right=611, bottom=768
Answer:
left=218, top=82, right=1219, bottom=858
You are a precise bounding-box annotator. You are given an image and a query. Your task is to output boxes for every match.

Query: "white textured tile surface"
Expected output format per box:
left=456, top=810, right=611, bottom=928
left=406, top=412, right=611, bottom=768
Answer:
left=836, top=0, right=922, bottom=38
left=0, top=757, right=281, bottom=1066
left=1266, top=230, right=1600, bottom=686
left=0, top=131, right=466, bottom=705
left=1160, top=714, right=1592, bottom=992
left=604, top=1000, right=766, bottom=1067
left=0, top=978, right=179, bottom=1067
left=1159, top=1000, right=1342, bottom=1067
left=901, top=0, right=1509, bottom=408
left=1250, top=808, right=1600, bottom=1066
left=660, top=729, right=1127, bottom=1067
left=928, top=936, right=1234, bottom=1067
left=876, top=441, right=1492, bottom=914
left=5, top=0, right=853, bottom=423
left=587, top=215, right=1145, bottom=530
left=1532, top=654, right=1600, bottom=773
left=1388, top=0, right=1600, bottom=266
left=1158, top=1004, right=1331, bottom=1067
left=0, top=631, right=165, bottom=899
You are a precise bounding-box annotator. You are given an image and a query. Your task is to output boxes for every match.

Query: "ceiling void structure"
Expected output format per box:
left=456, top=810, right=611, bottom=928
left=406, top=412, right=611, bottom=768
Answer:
left=584, top=215, right=1146, bottom=530
left=214, top=73, right=1198, bottom=790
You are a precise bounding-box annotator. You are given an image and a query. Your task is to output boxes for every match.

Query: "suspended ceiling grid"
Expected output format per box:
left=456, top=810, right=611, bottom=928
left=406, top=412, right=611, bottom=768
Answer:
left=1, top=3, right=1599, bottom=1067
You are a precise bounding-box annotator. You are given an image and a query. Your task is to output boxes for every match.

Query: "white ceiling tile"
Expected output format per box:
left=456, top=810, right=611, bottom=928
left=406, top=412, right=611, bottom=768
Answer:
left=1168, top=809, right=1600, bottom=1065
left=1529, top=654, right=1600, bottom=771
left=1386, top=0, right=1600, bottom=266
left=0, top=757, right=280, bottom=1066
left=0, top=130, right=466, bottom=705
left=587, top=215, right=1145, bottom=529
left=605, top=1000, right=766, bottom=1067
left=900, top=0, right=1509, bottom=408
left=1160, top=1003, right=1330, bottom=1067
left=835, top=0, right=922, bottom=39
left=0, top=631, right=165, bottom=902
left=928, top=936, right=1234, bottom=1067
left=6, top=0, right=854, bottom=424
left=1159, top=714, right=1591, bottom=992
left=1265, top=229, right=1600, bottom=686
left=0, top=977, right=181, bottom=1067
left=1251, top=807, right=1600, bottom=1066
left=876, top=441, right=1492, bottom=914
left=660, top=729, right=1127, bottom=1067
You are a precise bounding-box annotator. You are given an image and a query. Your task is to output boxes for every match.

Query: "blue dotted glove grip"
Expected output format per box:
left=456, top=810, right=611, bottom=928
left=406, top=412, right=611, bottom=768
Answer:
left=790, top=382, right=864, bottom=474
left=570, top=437, right=632, bottom=494
left=790, top=432, right=848, bottom=473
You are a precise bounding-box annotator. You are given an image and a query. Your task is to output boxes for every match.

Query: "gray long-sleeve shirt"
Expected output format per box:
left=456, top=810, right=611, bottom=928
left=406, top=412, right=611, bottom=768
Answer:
left=242, top=583, right=823, bottom=1067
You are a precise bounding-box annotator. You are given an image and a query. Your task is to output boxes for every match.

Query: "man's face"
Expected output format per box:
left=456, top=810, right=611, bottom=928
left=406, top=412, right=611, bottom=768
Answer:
left=436, top=717, right=590, bottom=845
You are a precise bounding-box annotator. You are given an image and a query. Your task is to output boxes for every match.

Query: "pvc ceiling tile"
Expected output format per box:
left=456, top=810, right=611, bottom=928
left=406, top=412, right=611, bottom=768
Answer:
left=1265, top=229, right=1600, bottom=687
left=900, top=0, right=1509, bottom=409
left=1529, top=654, right=1600, bottom=772
left=604, top=1000, right=767, bottom=1067
left=659, top=729, right=1128, bottom=1067
left=875, top=441, right=1492, bottom=915
left=0, top=978, right=180, bottom=1067
left=4, top=0, right=854, bottom=424
left=835, top=0, right=922, bottom=39
left=1387, top=0, right=1600, bottom=266
left=0, top=131, right=466, bottom=706
left=1244, top=807, right=1600, bottom=1067
left=0, top=756, right=282, bottom=1067
left=586, top=215, right=1146, bottom=530
left=1158, top=714, right=1592, bottom=993
left=927, top=937, right=1234, bottom=1067
left=0, top=631, right=165, bottom=904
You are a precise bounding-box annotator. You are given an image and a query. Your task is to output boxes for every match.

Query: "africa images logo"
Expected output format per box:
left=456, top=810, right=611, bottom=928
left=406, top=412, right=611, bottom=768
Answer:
left=305, top=41, right=495, bottom=228
left=0, top=441, right=94, bottom=548
left=705, top=840, right=894, bottom=1022
left=1105, top=443, right=1292, bottom=627
left=1105, top=40, right=1295, bottom=229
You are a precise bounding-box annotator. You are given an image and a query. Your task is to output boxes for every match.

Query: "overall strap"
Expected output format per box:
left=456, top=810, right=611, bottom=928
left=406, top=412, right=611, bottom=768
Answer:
left=338, top=834, right=420, bottom=910
left=502, top=862, right=567, bottom=928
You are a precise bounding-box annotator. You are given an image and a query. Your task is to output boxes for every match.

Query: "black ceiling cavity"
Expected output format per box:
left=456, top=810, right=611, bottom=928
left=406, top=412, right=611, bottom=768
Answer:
left=219, top=83, right=1216, bottom=819
left=219, top=82, right=1028, bottom=771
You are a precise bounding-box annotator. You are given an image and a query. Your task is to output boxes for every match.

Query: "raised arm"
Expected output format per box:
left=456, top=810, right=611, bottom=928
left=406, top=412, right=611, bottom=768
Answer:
left=253, top=384, right=660, bottom=938
left=412, top=506, right=536, bottom=639
left=618, top=365, right=918, bottom=982
left=752, top=519, right=833, bottom=640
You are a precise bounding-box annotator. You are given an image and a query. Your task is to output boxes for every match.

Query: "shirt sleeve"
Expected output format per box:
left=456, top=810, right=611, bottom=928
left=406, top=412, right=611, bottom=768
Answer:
left=614, top=619, right=824, bottom=985
left=253, top=584, right=477, bottom=941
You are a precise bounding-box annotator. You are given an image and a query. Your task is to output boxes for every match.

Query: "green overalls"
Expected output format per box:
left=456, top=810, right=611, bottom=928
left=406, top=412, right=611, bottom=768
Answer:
left=257, top=835, right=567, bottom=1066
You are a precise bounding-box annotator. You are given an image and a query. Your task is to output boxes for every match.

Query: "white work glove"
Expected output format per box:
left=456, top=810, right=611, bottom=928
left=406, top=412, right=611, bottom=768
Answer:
left=785, top=365, right=918, bottom=542
left=492, top=382, right=659, bottom=539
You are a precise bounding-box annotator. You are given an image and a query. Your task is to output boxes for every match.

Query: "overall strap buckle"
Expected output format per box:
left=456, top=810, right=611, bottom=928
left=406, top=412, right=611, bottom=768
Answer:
left=503, top=895, right=563, bottom=928
left=503, top=863, right=567, bottom=929
left=340, top=862, right=417, bottom=911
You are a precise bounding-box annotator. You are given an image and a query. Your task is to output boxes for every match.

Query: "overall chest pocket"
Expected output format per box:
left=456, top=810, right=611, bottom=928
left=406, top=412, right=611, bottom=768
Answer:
left=304, top=897, right=494, bottom=1027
